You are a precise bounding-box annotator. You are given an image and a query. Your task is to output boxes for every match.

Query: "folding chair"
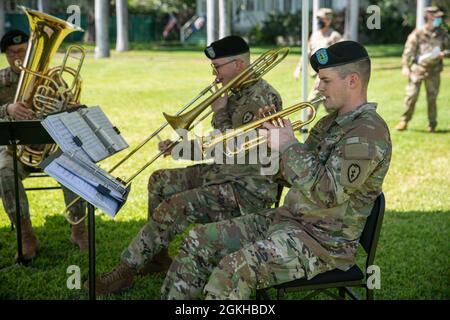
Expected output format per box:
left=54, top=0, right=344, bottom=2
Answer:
left=257, top=192, right=385, bottom=300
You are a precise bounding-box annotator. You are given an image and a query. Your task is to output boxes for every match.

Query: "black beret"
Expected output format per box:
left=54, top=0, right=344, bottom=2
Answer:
left=1, top=30, right=29, bottom=53
left=204, top=35, right=249, bottom=60
left=310, top=41, right=370, bottom=72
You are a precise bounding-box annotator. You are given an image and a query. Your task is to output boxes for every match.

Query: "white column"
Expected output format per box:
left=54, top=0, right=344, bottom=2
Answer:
left=344, top=0, right=358, bottom=41
left=218, top=0, right=230, bottom=38
left=95, top=0, right=110, bottom=58
left=416, top=0, right=428, bottom=29
left=37, top=0, right=49, bottom=12
left=206, top=0, right=217, bottom=44
left=312, top=0, right=320, bottom=33
left=300, top=0, right=310, bottom=138
left=116, top=0, right=129, bottom=52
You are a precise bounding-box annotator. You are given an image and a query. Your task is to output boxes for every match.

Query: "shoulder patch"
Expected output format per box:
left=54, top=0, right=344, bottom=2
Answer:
left=242, top=111, right=254, bottom=124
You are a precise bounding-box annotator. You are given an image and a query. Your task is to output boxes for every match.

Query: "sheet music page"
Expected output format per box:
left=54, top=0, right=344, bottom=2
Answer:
left=59, top=153, right=128, bottom=200
left=80, top=107, right=128, bottom=154
left=61, top=112, right=110, bottom=162
left=44, top=156, right=119, bottom=217
left=43, top=106, right=128, bottom=164
left=41, top=115, right=92, bottom=163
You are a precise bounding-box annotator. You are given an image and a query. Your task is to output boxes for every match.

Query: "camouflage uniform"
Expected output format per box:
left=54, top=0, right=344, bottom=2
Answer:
left=400, top=26, right=450, bottom=128
left=161, top=102, right=392, bottom=299
left=0, top=66, right=85, bottom=223
left=121, top=79, right=283, bottom=270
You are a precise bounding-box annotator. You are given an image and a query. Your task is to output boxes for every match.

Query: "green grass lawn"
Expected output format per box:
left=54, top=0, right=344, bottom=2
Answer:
left=0, top=44, right=449, bottom=300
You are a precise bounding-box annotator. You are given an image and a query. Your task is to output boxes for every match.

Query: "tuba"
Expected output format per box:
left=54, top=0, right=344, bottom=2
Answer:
left=9, top=6, right=85, bottom=167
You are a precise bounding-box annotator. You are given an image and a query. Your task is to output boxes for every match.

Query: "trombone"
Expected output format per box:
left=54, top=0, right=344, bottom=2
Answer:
left=199, top=96, right=326, bottom=157
left=63, top=47, right=290, bottom=224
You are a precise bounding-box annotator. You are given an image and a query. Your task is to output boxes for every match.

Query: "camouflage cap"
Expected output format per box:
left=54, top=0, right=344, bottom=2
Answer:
left=1, top=30, right=29, bottom=53
left=424, top=6, right=444, bottom=17
left=317, top=8, right=333, bottom=19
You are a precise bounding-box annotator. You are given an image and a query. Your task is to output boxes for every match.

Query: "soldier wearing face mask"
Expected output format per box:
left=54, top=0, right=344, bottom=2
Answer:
left=293, top=8, right=342, bottom=114
left=395, top=6, right=449, bottom=133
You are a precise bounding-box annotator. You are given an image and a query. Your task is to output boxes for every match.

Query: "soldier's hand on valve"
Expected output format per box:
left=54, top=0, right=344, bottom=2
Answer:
left=260, top=119, right=296, bottom=152
left=6, top=102, right=34, bottom=120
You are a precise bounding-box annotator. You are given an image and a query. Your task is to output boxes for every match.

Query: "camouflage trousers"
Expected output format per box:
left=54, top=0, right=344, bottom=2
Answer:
left=0, top=147, right=86, bottom=223
left=401, top=72, right=441, bottom=127
left=121, top=164, right=262, bottom=270
left=161, top=208, right=332, bottom=300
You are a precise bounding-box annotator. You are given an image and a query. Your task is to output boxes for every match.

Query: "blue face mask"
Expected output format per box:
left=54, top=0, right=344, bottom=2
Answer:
left=433, top=17, right=442, bottom=28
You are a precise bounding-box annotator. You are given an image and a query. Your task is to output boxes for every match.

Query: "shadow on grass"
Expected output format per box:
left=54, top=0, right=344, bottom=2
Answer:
left=0, top=209, right=449, bottom=299
left=408, top=128, right=450, bottom=134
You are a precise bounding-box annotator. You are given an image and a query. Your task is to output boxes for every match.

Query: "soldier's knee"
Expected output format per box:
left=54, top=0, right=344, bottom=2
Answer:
left=148, top=169, right=166, bottom=191
left=218, top=251, right=248, bottom=277
left=179, top=225, right=207, bottom=253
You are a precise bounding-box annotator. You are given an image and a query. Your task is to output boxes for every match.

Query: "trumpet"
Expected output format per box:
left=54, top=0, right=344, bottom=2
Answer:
left=163, top=47, right=290, bottom=131
left=199, top=96, right=325, bottom=157
left=63, top=47, right=290, bottom=223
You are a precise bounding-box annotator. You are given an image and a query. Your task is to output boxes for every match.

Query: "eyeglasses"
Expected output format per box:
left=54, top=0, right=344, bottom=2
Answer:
left=6, top=48, right=27, bottom=58
left=211, top=59, right=236, bottom=73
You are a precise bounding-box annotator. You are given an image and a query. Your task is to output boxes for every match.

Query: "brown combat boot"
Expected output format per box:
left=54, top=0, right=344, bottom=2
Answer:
left=70, top=222, right=89, bottom=251
left=395, top=120, right=408, bottom=131
left=15, top=218, right=40, bottom=262
left=428, top=125, right=436, bottom=133
left=137, top=248, right=173, bottom=276
left=84, top=261, right=137, bottom=295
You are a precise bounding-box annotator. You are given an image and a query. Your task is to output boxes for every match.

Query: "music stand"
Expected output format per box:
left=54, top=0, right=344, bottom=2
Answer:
left=0, top=120, right=97, bottom=300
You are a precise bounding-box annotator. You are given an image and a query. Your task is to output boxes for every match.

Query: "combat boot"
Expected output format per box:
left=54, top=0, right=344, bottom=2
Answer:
left=395, top=120, right=408, bottom=131
left=138, top=248, right=173, bottom=276
left=84, top=261, right=137, bottom=295
left=428, top=125, right=436, bottom=133
left=70, top=222, right=89, bottom=251
left=15, top=218, right=40, bottom=262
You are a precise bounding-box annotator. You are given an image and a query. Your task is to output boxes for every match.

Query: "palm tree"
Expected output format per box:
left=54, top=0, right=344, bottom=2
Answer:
left=95, top=0, right=110, bottom=58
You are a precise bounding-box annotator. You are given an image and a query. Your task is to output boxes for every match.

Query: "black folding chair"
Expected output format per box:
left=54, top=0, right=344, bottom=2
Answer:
left=257, top=192, right=385, bottom=300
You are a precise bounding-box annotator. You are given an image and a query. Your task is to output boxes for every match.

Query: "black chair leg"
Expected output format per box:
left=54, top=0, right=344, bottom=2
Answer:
left=366, top=287, right=374, bottom=300
left=338, top=287, right=346, bottom=300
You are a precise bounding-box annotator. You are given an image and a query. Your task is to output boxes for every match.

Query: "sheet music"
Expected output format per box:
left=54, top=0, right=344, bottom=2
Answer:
left=42, top=106, right=128, bottom=163
left=80, top=107, right=128, bottom=153
left=61, top=152, right=128, bottom=198
left=41, top=115, right=92, bottom=162
left=61, top=112, right=110, bottom=162
left=43, top=152, right=129, bottom=217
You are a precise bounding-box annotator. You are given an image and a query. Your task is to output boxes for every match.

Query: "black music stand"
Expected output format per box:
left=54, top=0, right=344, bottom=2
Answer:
left=0, top=121, right=97, bottom=300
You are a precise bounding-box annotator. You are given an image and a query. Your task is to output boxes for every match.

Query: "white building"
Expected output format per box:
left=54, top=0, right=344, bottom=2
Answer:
left=195, top=0, right=354, bottom=35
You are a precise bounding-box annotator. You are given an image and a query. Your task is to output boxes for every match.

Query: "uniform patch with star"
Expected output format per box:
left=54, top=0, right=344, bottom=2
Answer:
left=348, top=163, right=361, bottom=183
left=242, top=111, right=254, bottom=124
